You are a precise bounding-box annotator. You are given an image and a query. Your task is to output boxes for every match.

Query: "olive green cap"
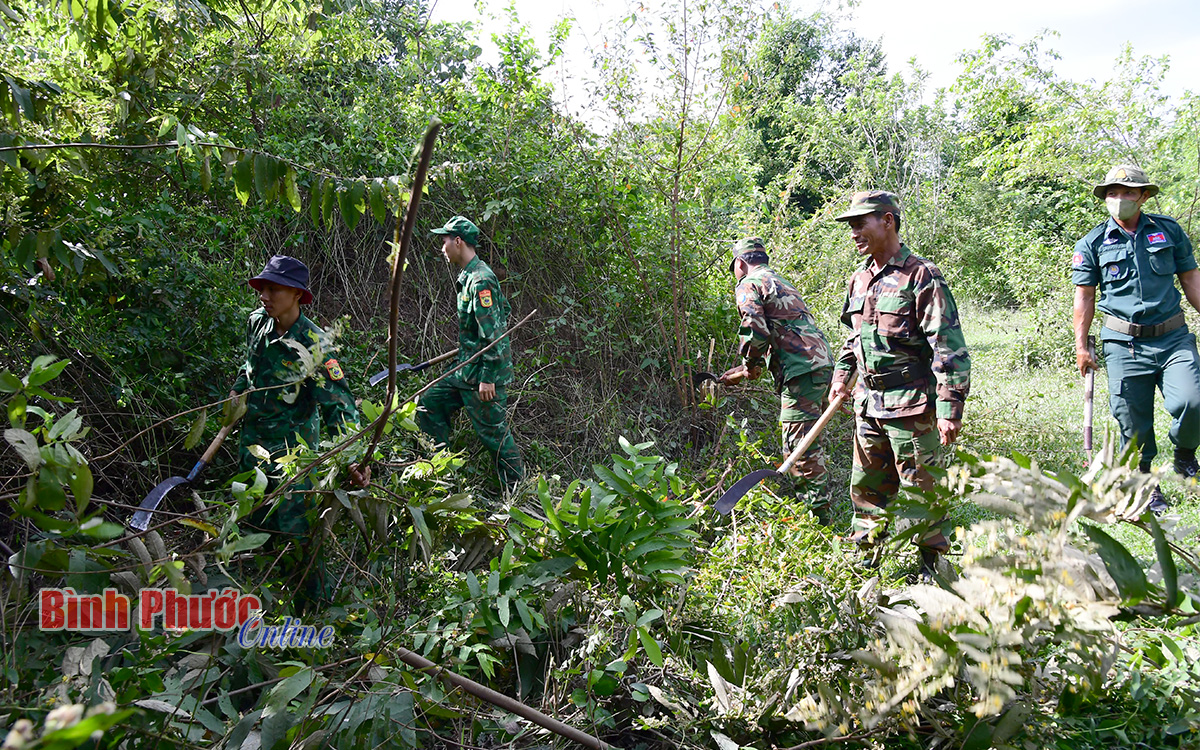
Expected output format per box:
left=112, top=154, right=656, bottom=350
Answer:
left=431, top=215, right=480, bottom=246
left=1093, top=164, right=1159, bottom=200
left=729, top=237, right=767, bottom=272
left=834, top=190, right=901, bottom=221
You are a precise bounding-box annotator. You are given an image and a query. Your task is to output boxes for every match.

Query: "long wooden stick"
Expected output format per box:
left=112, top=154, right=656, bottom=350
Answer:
left=395, top=646, right=613, bottom=750
left=1084, top=335, right=1096, bottom=459
left=366, top=119, right=441, bottom=465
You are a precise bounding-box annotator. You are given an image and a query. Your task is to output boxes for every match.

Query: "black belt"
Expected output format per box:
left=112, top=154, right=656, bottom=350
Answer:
left=1104, top=312, right=1186, bottom=339
left=863, top=364, right=929, bottom=390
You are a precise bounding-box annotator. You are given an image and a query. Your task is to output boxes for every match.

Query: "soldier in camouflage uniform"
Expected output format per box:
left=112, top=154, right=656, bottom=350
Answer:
left=417, top=216, right=524, bottom=490
left=229, top=255, right=369, bottom=539
left=1073, top=164, right=1200, bottom=514
left=830, top=192, right=971, bottom=575
left=718, top=238, right=836, bottom=522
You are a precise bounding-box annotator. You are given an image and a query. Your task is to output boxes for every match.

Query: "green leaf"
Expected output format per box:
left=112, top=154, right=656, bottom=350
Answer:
left=466, top=571, right=481, bottom=598
left=263, top=666, right=313, bottom=718
left=487, top=569, right=499, bottom=597
left=310, top=176, right=323, bottom=227
left=321, top=177, right=335, bottom=228
left=4, top=428, right=41, bottom=470
left=338, top=180, right=364, bottom=231
left=497, top=594, right=510, bottom=627
left=508, top=506, right=544, bottom=529
left=253, top=153, right=273, bottom=200
left=637, top=627, right=663, bottom=667
left=69, top=462, right=92, bottom=514
left=0, top=371, right=21, bottom=393
left=200, top=154, right=212, bottom=192
left=283, top=167, right=302, bottom=212
left=175, top=122, right=188, bottom=151
left=1083, top=524, right=1149, bottom=603
left=184, top=407, right=207, bottom=450
left=224, top=532, right=271, bottom=555
left=514, top=597, right=534, bottom=630
left=27, top=357, right=69, bottom=386
left=233, top=155, right=252, bottom=205
left=369, top=177, right=387, bottom=224
left=1149, top=514, right=1179, bottom=608
left=499, top=539, right=514, bottom=575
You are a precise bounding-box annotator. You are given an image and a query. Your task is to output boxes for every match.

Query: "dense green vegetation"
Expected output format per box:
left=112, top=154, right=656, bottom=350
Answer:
left=3, top=0, right=1200, bottom=747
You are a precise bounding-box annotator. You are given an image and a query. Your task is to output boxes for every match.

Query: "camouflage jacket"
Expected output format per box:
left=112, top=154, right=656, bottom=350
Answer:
left=231, top=309, right=360, bottom=469
left=831, top=244, right=971, bottom=420
left=736, top=264, right=833, bottom=391
left=453, top=256, right=513, bottom=386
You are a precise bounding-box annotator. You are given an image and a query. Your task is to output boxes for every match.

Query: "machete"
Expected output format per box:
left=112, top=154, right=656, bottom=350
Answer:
left=714, top=373, right=856, bottom=515
left=369, top=348, right=459, bottom=387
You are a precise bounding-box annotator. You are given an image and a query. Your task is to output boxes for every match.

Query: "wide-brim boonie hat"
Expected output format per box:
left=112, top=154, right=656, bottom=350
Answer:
left=1092, top=164, right=1159, bottom=200
left=249, top=255, right=313, bottom=304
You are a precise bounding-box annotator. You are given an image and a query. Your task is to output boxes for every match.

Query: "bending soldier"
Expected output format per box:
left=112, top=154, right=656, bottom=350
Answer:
left=718, top=238, right=836, bottom=523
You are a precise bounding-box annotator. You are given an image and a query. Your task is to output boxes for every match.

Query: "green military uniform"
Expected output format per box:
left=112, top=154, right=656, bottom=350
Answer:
left=1072, top=186, right=1200, bottom=470
left=418, top=218, right=524, bottom=488
left=833, top=193, right=971, bottom=554
left=731, top=240, right=835, bottom=514
left=232, top=307, right=360, bottom=536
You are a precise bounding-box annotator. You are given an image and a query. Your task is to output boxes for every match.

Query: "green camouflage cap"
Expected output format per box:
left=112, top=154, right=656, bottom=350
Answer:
left=1093, top=164, right=1159, bottom=200
left=729, top=237, right=767, bottom=272
left=834, top=190, right=901, bottom=221
left=431, top=215, right=480, bottom=246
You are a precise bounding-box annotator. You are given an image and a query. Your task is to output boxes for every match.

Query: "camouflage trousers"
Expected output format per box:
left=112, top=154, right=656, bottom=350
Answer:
left=781, top=370, right=833, bottom=512
left=236, top=434, right=330, bottom=608
left=417, top=377, right=525, bottom=488
left=848, top=410, right=949, bottom=552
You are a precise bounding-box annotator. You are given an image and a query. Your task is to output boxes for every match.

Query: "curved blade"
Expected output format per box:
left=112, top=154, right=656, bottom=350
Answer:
left=369, top=363, right=416, bottom=387
left=714, top=468, right=781, bottom=515
left=692, top=371, right=718, bottom=388
left=130, top=476, right=189, bottom=531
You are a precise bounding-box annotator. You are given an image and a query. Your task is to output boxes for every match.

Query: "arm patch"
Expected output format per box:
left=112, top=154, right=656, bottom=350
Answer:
left=478, top=289, right=493, bottom=308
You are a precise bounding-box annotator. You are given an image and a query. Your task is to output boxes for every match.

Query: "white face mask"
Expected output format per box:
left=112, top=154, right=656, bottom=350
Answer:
left=1106, top=196, right=1140, bottom=222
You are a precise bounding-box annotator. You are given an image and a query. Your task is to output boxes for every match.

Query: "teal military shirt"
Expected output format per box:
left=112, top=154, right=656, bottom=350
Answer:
left=231, top=308, right=360, bottom=471
left=1072, top=213, right=1197, bottom=342
left=453, top=256, right=513, bottom=385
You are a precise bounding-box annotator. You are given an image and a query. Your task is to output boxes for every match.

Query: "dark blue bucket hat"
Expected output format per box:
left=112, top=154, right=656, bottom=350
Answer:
left=248, top=255, right=313, bottom=304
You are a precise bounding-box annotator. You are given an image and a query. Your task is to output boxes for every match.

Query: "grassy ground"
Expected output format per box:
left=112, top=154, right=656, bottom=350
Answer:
left=958, top=302, right=1200, bottom=561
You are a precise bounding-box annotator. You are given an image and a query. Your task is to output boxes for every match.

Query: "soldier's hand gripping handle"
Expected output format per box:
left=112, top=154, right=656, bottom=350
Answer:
left=1076, top=343, right=1098, bottom=376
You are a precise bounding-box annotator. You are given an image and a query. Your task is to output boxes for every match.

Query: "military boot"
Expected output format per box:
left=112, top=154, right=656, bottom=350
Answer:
left=1174, top=449, right=1199, bottom=479
left=1149, top=485, right=1169, bottom=516
left=918, top=548, right=939, bottom=584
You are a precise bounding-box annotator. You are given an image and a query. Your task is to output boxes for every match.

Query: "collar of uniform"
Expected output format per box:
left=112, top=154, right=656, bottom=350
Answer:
left=268, top=311, right=312, bottom=342
left=457, top=255, right=483, bottom=285
left=742, top=263, right=772, bottom=281
left=1104, top=212, right=1156, bottom=239
left=865, top=243, right=910, bottom=272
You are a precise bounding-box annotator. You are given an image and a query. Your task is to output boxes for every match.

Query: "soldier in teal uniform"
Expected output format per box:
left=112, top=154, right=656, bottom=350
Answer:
left=830, top=191, right=971, bottom=578
left=417, top=216, right=524, bottom=491
left=229, top=255, right=370, bottom=539
left=718, top=238, right=836, bottom=522
left=1073, top=164, right=1200, bottom=512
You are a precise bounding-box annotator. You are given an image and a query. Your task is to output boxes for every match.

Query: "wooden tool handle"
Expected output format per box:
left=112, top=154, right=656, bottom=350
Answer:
left=421, top=348, right=460, bottom=369
left=1084, top=335, right=1096, bottom=454
left=778, top=373, right=856, bottom=475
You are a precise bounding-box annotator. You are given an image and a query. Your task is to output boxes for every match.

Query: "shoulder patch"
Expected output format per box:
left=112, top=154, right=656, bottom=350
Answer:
left=1148, top=231, right=1167, bottom=244
left=1071, top=252, right=1084, bottom=267
left=478, top=289, right=493, bottom=308
left=324, top=359, right=344, bottom=381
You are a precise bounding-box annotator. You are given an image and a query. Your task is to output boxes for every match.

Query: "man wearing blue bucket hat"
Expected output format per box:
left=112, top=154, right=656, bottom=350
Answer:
left=229, top=255, right=369, bottom=541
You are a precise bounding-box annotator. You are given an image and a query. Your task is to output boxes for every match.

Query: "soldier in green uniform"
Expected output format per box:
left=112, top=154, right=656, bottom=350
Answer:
left=417, top=216, right=524, bottom=491
left=830, top=191, right=971, bottom=577
left=718, top=238, right=836, bottom=522
left=1073, top=164, right=1200, bottom=513
left=229, top=255, right=370, bottom=539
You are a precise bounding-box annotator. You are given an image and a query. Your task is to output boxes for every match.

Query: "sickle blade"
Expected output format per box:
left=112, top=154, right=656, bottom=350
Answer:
left=713, top=469, right=781, bottom=515
left=129, top=476, right=190, bottom=531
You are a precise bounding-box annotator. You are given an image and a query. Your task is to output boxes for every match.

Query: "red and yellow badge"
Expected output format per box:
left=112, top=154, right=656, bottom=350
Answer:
left=324, top=359, right=345, bottom=381
left=478, top=289, right=493, bottom=308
